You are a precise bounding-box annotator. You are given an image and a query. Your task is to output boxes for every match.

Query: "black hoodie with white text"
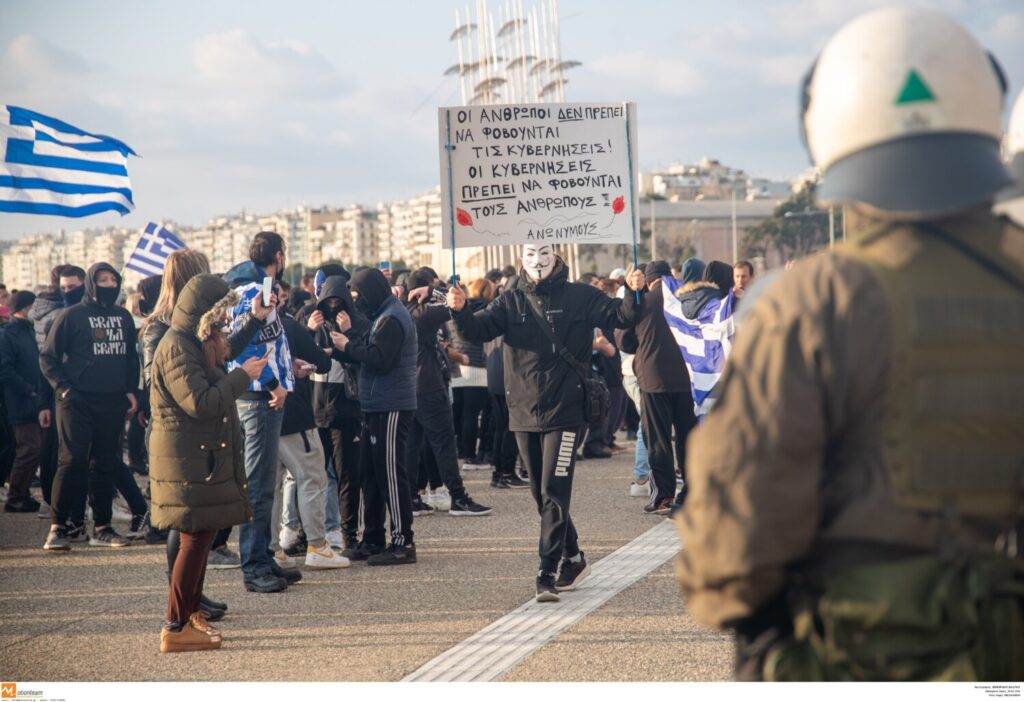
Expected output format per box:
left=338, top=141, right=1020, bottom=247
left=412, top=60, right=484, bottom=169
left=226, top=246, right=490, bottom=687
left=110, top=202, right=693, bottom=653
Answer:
left=40, top=262, right=139, bottom=397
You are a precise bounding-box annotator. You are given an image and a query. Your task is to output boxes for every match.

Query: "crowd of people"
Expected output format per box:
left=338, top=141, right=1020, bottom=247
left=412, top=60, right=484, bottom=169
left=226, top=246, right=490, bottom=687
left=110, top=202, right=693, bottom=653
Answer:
left=0, top=228, right=751, bottom=652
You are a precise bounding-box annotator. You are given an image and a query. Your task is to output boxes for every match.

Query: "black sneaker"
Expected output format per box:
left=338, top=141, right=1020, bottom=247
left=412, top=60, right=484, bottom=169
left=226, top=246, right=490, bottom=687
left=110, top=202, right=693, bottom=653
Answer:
left=367, top=543, right=417, bottom=566
left=244, top=574, right=288, bottom=593
left=342, top=541, right=385, bottom=561
left=643, top=498, right=673, bottom=515
left=43, top=526, right=71, bottom=551
left=555, top=552, right=591, bottom=592
left=582, top=445, right=612, bottom=459
left=450, top=494, right=493, bottom=517
left=5, top=497, right=41, bottom=513
left=200, top=593, right=228, bottom=612
left=490, top=472, right=507, bottom=488
left=90, top=527, right=131, bottom=548
left=66, top=522, right=89, bottom=543
left=271, top=565, right=303, bottom=584
left=145, top=527, right=169, bottom=544
left=128, top=509, right=149, bottom=538
left=197, top=601, right=225, bottom=621
left=411, top=496, right=434, bottom=516
left=503, top=473, right=530, bottom=489
left=536, top=571, right=560, bottom=602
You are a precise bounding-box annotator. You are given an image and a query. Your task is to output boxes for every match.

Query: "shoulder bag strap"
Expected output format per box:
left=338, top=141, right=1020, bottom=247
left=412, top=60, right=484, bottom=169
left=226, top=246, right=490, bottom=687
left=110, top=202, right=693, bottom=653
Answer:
left=523, top=291, right=591, bottom=383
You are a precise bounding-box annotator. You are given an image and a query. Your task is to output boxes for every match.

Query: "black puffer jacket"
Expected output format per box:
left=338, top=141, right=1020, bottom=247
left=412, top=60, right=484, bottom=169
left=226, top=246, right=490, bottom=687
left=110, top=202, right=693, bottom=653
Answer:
left=452, top=259, right=641, bottom=432
left=0, top=318, right=44, bottom=424
left=28, top=291, right=63, bottom=350
left=309, top=275, right=364, bottom=426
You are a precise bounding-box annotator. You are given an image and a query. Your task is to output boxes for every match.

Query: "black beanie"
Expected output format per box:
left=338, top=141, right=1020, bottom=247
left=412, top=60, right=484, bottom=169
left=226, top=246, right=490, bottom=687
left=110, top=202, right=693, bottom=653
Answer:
left=644, top=260, right=672, bottom=284
left=10, top=290, right=36, bottom=314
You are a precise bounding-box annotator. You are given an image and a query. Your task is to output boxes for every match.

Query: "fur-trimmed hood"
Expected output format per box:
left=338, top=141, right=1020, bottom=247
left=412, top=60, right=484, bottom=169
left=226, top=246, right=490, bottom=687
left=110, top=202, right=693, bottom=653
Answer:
left=676, top=280, right=726, bottom=319
left=170, top=274, right=239, bottom=341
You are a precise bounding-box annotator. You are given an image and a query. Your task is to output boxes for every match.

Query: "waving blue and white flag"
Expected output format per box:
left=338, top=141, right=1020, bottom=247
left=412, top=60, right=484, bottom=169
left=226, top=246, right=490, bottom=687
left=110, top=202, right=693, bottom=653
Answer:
left=125, top=223, right=186, bottom=276
left=0, top=105, right=136, bottom=217
left=661, top=277, right=737, bottom=418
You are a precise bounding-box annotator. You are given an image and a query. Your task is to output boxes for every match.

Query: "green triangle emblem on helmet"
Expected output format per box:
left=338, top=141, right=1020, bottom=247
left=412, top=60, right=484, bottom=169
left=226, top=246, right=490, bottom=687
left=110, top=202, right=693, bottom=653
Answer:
left=895, top=70, right=936, bottom=105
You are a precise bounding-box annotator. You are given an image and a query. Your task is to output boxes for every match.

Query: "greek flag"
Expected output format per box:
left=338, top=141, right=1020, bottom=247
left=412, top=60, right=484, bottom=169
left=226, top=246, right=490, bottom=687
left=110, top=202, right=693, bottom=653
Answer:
left=125, top=223, right=186, bottom=276
left=0, top=105, right=136, bottom=217
left=661, top=277, right=737, bottom=417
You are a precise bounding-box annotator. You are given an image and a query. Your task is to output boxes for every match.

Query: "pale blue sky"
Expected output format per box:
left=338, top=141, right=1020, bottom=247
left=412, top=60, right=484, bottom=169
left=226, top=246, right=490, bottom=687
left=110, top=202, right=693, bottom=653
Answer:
left=1, top=0, right=1022, bottom=240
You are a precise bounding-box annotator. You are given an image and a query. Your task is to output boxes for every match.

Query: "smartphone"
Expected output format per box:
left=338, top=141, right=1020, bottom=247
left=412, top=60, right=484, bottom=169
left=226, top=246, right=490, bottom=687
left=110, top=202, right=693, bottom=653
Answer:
left=262, top=276, right=273, bottom=307
left=300, top=363, right=315, bottom=371
left=379, top=260, right=391, bottom=273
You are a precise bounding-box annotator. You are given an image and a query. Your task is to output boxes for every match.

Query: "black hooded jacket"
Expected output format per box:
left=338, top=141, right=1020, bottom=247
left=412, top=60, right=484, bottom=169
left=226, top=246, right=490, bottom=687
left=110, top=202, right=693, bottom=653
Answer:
left=310, top=275, right=363, bottom=426
left=40, top=262, right=139, bottom=397
left=451, top=259, right=641, bottom=432
left=406, top=289, right=455, bottom=399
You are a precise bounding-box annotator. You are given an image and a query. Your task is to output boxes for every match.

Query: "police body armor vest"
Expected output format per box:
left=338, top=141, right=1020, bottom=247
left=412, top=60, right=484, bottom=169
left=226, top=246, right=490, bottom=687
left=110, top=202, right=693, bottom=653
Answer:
left=838, top=217, right=1024, bottom=527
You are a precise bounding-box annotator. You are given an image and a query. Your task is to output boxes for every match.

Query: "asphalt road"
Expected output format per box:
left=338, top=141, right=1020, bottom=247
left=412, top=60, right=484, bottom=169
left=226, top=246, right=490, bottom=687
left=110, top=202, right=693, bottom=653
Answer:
left=0, top=442, right=732, bottom=681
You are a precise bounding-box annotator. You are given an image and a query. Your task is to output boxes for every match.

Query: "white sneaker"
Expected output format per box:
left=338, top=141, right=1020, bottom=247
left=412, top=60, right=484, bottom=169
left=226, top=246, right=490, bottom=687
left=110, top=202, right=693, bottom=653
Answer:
left=325, top=528, right=344, bottom=550
left=431, top=486, right=451, bottom=512
left=273, top=550, right=299, bottom=570
left=629, top=480, right=651, bottom=498
left=305, top=544, right=351, bottom=569
left=279, top=525, right=302, bottom=552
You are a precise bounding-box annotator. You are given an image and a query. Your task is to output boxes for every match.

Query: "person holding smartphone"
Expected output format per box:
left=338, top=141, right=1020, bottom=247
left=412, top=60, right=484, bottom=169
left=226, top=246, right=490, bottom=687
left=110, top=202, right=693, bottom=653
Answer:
left=223, top=232, right=297, bottom=593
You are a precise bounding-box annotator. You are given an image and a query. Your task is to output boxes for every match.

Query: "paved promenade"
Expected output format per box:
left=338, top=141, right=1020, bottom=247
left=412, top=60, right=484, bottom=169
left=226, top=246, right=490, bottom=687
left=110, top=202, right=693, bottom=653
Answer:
left=0, top=444, right=732, bottom=682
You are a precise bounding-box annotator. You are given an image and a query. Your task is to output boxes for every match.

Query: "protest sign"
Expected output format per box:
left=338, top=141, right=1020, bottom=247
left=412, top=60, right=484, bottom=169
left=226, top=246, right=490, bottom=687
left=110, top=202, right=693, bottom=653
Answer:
left=438, top=102, right=638, bottom=249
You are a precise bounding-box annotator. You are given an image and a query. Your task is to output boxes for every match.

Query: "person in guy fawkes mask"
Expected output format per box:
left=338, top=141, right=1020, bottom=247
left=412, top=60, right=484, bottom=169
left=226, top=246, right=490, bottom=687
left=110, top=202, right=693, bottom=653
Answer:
left=40, top=262, right=140, bottom=550
left=329, top=268, right=419, bottom=565
left=447, top=244, right=647, bottom=601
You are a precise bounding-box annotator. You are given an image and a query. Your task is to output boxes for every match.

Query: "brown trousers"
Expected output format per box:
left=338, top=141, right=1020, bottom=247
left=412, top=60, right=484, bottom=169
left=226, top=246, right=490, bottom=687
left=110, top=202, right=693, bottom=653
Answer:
left=7, top=424, right=41, bottom=506
left=166, top=530, right=215, bottom=626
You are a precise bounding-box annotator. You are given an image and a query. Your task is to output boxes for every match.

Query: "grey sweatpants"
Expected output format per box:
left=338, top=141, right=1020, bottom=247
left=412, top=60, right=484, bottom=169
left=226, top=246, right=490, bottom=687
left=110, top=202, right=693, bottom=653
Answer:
left=270, top=430, right=328, bottom=549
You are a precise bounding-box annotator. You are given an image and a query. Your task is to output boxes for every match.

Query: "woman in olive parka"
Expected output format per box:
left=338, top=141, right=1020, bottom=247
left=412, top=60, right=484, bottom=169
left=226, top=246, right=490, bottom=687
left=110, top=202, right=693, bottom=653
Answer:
left=149, top=274, right=266, bottom=653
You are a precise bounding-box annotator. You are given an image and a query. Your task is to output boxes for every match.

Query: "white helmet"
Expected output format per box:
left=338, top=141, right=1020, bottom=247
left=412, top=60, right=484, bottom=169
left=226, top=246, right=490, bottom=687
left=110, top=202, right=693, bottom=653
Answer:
left=995, top=90, right=1024, bottom=226
left=802, top=7, right=1009, bottom=219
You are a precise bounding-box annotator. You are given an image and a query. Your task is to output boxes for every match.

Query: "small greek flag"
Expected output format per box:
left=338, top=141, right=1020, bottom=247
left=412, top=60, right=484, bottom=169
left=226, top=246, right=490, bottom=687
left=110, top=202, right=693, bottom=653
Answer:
left=0, top=105, right=136, bottom=217
left=661, top=277, right=737, bottom=417
left=125, top=223, right=186, bottom=276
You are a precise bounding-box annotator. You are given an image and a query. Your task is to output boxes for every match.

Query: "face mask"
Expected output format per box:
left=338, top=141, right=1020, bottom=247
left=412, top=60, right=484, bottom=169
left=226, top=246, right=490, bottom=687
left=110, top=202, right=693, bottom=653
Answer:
left=354, top=297, right=372, bottom=316
left=96, top=287, right=119, bottom=308
left=523, top=245, right=555, bottom=281
left=61, top=286, right=85, bottom=307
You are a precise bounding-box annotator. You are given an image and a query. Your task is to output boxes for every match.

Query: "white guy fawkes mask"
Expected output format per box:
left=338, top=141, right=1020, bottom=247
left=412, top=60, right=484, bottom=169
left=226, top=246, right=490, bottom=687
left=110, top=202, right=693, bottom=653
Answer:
left=522, top=245, right=555, bottom=281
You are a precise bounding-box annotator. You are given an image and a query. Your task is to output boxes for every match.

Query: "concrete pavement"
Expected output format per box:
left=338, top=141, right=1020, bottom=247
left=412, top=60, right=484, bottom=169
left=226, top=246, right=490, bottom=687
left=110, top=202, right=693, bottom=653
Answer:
left=0, top=443, right=732, bottom=681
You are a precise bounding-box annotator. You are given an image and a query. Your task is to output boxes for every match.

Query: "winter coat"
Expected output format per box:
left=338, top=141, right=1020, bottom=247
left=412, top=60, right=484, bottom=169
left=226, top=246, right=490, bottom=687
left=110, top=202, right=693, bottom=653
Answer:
left=28, top=292, right=62, bottom=350
left=308, top=275, right=363, bottom=427
left=407, top=292, right=456, bottom=398
left=616, top=282, right=690, bottom=395
left=142, top=312, right=266, bottom=388
left=148, top=274, right=253, bottom=533
left=280, top=314, right=331, bottom=436
left=0, top=318, right=44, bottom=424
left=448, top=297, right=488, bottom=367
left=338, top=268, right=417, bottom=413
left=451, top=259, right=641, bottom=432
left=39, top=263, right=139, bottom=397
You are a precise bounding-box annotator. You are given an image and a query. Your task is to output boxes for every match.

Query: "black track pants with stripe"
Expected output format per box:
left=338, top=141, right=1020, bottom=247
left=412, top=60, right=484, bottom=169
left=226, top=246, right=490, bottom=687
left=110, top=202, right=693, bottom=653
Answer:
left=515, top=428, right=583, bottom=573
left=361, top=410, right=415, bottom=548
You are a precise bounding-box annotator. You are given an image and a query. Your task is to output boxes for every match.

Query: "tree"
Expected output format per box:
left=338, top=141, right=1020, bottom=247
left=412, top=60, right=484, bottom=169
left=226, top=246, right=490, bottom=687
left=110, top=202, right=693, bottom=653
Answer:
left=742, top=180, right=840, bottom=261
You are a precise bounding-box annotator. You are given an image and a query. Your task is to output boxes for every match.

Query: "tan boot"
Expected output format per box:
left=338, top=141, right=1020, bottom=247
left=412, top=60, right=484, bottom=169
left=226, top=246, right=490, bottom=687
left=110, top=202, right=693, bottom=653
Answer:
left=160, top=622, right=222, bottom=653
left=189, top=611, right=222, bottom=641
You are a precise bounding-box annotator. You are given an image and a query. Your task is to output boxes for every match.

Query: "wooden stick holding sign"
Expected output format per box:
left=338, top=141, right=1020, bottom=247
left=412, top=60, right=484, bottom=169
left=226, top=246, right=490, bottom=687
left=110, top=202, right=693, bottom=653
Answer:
left=438, top=103, right=639, bottom=279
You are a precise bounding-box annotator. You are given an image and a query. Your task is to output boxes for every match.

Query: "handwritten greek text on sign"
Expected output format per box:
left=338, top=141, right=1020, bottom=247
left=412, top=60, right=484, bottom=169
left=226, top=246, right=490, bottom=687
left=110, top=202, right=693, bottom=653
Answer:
left=439, top=102, right=638, bottom=248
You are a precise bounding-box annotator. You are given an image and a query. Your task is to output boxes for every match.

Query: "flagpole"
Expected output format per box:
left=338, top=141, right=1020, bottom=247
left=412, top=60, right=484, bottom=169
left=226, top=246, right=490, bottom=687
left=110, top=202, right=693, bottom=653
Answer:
left=624, top=103, right=639, bottom=302
left=444, top=108, right=459, bottom=287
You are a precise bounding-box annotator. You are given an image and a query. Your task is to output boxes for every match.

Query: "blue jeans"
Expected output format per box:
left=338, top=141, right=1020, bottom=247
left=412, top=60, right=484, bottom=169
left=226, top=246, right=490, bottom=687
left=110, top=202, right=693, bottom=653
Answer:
left=237, top=399, right=285, bottom=581
left=323, top=456, right=341, bottom=532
